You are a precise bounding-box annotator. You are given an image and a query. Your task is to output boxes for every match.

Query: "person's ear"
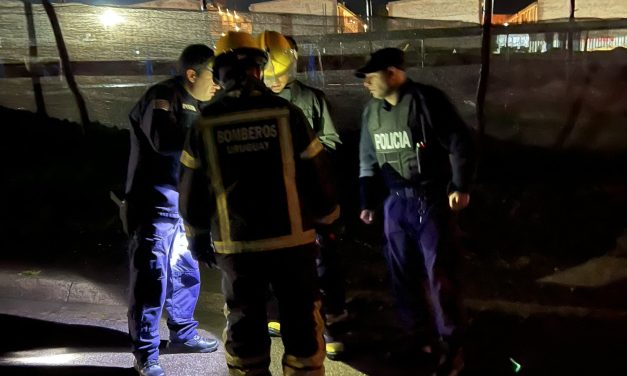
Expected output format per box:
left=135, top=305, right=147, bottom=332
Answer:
left=186, top=68, right=197, bottom=84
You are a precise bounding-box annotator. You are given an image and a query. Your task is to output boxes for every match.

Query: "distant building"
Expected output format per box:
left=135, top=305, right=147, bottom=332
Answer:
left=249, top=0, right=365, bottom=33
left=130, top=0, right=204, bottom=11
left=491, top=1, right=627, bottom=52
left=250, top=0, right=339, bottom=17
left=537, top=0, right=627, bottom=20
left=386, top=0, right=481, bottom=24
left=491, top=2, right=538, bottom=25
left=491, top=0, right=627, bottom=25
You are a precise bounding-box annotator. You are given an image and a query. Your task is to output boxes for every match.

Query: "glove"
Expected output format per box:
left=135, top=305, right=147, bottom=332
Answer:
left=188, top=232, right=217, bottom=268
left=448, top=191, right=470, bottom=211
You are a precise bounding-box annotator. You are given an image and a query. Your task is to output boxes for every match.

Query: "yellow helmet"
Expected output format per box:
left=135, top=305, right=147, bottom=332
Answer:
left=215, top=31, right=261, bottom=57
left=213, top=31, right=268, bottom=84
left=257, top=30, right=297, bottom=81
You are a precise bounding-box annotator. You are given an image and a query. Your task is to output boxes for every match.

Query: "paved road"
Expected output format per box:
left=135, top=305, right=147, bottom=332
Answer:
left=0, top=294, right=365, bottom=376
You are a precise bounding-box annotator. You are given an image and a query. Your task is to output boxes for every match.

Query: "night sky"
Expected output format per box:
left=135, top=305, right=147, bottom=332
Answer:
left=85, top=0, right=536, bottom=16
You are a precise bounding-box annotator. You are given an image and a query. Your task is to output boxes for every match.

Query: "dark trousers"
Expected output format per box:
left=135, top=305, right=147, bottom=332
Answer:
left=267, top=228, right=347, bottom=322
left=127, top=218, right=201, bottom=363
left=315, top=227, right=347, bottom=316
left=216, top=244, right=325, bottom=376
left=383, top=189, right=465, bottom=344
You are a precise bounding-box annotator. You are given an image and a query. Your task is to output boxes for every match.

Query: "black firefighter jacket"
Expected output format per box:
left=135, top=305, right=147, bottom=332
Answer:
left=178, top=78, right=339, bottom=258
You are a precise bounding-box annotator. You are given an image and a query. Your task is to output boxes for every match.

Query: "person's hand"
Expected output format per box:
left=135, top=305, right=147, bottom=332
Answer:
left=196, top=250, right=217, bottom=269
left=448, top=191, right=470, bottom=211
left=188, top=234, right=217, bottom=268
left=360, top=209, right=375, bottom=224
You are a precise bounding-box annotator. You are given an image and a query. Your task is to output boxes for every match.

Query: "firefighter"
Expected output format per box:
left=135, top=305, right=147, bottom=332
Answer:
left=178, top=31, right=339, bottom=376
left=356, top=48, right=474, bottom=374
left=257, top=30, right=347, bottom=360
left=125, top=44, right=220, bottom=376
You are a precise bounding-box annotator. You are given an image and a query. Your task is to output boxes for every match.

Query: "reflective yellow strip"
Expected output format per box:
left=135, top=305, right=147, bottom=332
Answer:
left=300, top=139, right=324, bottom=160
left=225, top=353, right=271, bottom=374
left=278, top=117, right=303, bottom=236
left=317, top=205, right=340, bottom=225
left=198, top=108, right=314, bottom=254
left=197, top=116, right=231, bottom=247
left=180, top=150, right=200, bottom=169
left=283, top=300, right=325, bottom=375
left=223, top=303, right=272, bottom=372
left=222, top=303, right=229, bottom=351
left=213, top=230, right=316, bottom=254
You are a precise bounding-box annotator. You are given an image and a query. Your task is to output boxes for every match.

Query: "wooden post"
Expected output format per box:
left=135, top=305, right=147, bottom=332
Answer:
left=23, top=0, right=47, bottom=116
left=568, top=0, right=575, bottom=54
left=476, top=0, right=493, bottom=139
left=41, top=0, right=90, bottom=131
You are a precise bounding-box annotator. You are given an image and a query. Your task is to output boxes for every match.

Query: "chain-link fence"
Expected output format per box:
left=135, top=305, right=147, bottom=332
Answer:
left=1, top=1, right=626, bottom=151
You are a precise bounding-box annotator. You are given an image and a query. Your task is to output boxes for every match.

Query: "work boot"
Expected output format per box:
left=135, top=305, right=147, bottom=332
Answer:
left=324, top=331, right=345, bottom=360
left=324, top=310, right=349, bottom=360
left=167, top=335, right=219, bottom=353
left=268, top=321, right=281, bottom=337
left=134, top=359, right=165, bottom=376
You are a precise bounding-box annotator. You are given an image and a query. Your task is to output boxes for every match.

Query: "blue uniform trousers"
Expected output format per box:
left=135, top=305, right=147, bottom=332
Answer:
left=127, top=217, right=201, bottom=363
left=383, top=188, right=464, bottom=344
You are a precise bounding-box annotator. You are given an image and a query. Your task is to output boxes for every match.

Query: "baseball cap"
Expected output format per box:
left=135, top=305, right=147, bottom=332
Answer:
left=355, top=48, right=405, bottom=78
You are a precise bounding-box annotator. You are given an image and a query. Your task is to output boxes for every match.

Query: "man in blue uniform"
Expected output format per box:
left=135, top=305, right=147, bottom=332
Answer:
left=179, top=31, right=339, bottom=376
left=357, top=48, right=475, bottom=374
left=125, top=44, right=220, bottom=376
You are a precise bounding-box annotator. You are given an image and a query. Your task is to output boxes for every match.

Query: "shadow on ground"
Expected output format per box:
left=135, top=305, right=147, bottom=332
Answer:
left=0, top=365, right=135, bottom=376
left=0, top=314, right=132, bottom=355
left=330, top=296, right=627, bottom=375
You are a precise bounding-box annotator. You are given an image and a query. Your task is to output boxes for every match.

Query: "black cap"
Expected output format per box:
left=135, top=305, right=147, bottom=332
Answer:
left=355, top=48, right=405, bottom=78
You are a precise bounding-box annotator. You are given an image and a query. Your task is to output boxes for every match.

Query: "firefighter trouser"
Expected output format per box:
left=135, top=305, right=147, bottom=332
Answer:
left=383, top=188, right=465, bottom=344
left=315, top=226, right=347, bottom=316
left=217, top=244, right=325, bottom=376
left=127, top=217, right=201, bottom=363
left=267, top=227, right=346, bottom=321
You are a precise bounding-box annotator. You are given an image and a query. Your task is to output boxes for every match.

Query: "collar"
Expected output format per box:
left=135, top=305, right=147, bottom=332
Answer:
left=382, top=79, right=412, bottom=111
left=279, top=80, right=300, bottom=102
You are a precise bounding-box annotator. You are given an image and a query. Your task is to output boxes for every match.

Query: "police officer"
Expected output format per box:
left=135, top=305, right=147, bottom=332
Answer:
left=356, top=48, right=474, bottom=374
left=125, top=44, right=220, bottom=376
left=258, top=31, right=347, bottom=359
left=179, top=31, right=339, bottom=376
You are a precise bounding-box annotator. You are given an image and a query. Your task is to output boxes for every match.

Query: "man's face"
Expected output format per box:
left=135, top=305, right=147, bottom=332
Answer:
left=188, top=65, right=219, bottom=101
left=264, top=72, right=290, bottom=94
left=363, top=71, right=391, bottom=99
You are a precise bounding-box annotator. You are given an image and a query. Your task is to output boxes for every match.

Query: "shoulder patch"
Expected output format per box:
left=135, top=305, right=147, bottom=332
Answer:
left=182, top=103, right=198, bottom=112
left=152, top=99, right=171, bottom=112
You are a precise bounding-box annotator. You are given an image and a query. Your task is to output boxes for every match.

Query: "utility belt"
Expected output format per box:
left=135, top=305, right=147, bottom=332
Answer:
left=389, top=182, right=444, bottom=201
left=390, top=187, right=422, bottom=199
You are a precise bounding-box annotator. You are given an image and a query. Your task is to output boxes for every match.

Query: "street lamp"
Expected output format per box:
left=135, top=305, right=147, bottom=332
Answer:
left=99, top=9, right=123, bottom=28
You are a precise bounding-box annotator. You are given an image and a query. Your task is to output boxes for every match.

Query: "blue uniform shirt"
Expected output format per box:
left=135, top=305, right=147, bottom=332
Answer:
left=125, top=76, right=207, bottom=221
